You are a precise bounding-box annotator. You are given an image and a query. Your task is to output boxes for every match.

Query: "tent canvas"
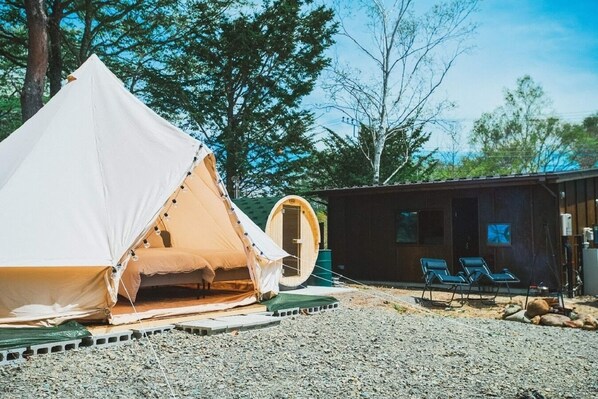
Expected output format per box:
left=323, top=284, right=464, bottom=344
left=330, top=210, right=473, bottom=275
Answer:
left=0, top=55, right=287, bottom=327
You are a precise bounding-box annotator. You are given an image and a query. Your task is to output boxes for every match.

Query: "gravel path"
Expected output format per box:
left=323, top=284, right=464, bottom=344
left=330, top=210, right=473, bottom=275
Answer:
left=1, top=295, right=597, bottom=399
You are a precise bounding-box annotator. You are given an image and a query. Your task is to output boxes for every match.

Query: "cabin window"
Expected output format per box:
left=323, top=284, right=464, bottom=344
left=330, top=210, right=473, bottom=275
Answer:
left=487, top=223, right=511, bottom=246
left=396, top=211, right=418, bottom=243
left=395, top=210, right=444, bottom=245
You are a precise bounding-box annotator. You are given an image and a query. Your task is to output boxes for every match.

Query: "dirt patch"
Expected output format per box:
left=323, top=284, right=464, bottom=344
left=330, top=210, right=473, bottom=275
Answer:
left=334, top=284, right=598, bottom=320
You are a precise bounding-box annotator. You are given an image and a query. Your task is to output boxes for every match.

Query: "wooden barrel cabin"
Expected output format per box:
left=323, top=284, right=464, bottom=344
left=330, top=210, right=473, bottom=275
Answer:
left=233, top=195, right=321, bottom=288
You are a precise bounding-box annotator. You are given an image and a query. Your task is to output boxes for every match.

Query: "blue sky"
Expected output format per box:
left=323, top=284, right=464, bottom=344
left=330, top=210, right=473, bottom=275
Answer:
left=313, top=0, right=598, bottom=152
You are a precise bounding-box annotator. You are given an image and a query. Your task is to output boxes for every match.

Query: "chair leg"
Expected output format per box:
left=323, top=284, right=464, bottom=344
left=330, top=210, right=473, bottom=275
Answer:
left=467, top=283, right=474, bottom=300
left=421, top=283, right=436, bottom=303
left=489, top=284, right=499, bottom=300
left=448, top=285, right=458, bottom=306
left=505, top=283, right=512, bottom=299
left=478, top=284, right=485, bottom=300
left=468, top=282, right=491, bottom=301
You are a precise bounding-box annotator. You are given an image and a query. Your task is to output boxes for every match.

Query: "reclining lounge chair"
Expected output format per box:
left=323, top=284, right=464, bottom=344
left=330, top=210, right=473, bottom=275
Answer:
left=458, top=257, right=520, bottom=300
left=420, top=258, right=468, bottom=306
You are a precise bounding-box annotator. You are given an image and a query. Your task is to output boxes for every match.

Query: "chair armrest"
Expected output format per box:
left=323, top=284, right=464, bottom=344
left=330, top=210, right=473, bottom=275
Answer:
left=501, top=268, right=515, bottom=277
left=468, top=270, right=484, bottom=282
left=501, top=268, right=520, bottom=282
left=423, top=270, right=436, bottom=283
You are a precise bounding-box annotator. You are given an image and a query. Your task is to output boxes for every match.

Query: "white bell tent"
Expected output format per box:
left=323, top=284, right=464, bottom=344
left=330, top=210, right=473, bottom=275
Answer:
left=0, top=55, right=287, bottom=327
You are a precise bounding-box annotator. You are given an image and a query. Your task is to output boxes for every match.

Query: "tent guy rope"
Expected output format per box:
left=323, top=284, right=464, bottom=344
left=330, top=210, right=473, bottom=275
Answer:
left=286, top=259, right=501, bottom=336
left=119, top=282, right=178, bottom=399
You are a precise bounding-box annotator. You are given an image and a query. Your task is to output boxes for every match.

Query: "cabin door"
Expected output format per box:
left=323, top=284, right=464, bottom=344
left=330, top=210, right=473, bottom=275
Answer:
left=282, top=205, right=301, bottom=277
left=452, top=198, right=479, bottom=271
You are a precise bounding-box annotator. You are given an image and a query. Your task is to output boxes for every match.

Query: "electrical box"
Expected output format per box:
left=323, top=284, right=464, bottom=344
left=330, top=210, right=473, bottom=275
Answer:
left=583, top=227, right=594, bottom=246
left=583, top=249, right=598, bottom=295
left=560, top=213, right=572, bottom=236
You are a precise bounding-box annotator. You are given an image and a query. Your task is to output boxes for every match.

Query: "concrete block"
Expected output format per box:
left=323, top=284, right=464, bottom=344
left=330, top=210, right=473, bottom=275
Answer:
left=321, top=302, right=340, bottom=312
left=177, top=314, right=280, bottom=336
left=28, top=339, right=82, bottom=356
left=252, top=311, right=275, bottom=317
left=132, top=324, right=175, bottom=339
left=302, top=301, right=340, bottom=315
left=82, top=330, right=134, bottom=348
left=0, top=347, right=27, bottom=366
left=177, top=319, right=230, bottom=336
left=273, top=307, right=300, bottom=317
left=212, top=314, right=280, bottom=331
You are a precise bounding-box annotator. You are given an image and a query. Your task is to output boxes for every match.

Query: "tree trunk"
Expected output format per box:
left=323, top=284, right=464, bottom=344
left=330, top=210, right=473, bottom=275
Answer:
left=48, top=0, right=64, bottom=97
left=225, top=132, right=238, bottom=198
left=224, top=78, right=241, bottom=198
left=372, top=127, right=386, bottom=185
left=21, top=0, right=49, bottom=122
left=79, top=0, right=93, bottom=64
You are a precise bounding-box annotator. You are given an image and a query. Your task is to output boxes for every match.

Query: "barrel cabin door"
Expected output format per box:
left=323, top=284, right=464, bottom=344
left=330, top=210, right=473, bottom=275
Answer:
left=452, top=198, right=479, bottom=271
left=282, top=205, right=301, bottom=277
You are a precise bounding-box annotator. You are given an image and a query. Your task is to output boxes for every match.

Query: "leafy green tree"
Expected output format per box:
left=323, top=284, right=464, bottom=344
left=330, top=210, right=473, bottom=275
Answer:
left=147, top=0, right=336, bottom=197
left=0, top=0, right=47, bottom=122
left=563, top=114, right=598, bottom=169
left=0, top=1, right=27, bottom=68
left=0, top=84, right=22, bottom=141
left=60, top=0, right=184, bottom=93
left=310, top=124, right=437, bottom=189
left=0, top=58, right=24, bottom=141
left=0, top=0, right=187, bottom=133
left=465, top=76, right=597, bottom=174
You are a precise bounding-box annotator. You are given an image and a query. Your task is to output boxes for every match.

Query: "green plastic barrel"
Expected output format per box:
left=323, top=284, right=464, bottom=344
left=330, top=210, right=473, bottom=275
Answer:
left=311, top=249, right=333, bottom=287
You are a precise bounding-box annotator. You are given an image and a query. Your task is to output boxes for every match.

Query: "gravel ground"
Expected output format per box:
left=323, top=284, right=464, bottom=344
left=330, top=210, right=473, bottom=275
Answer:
left=1, top=290, right=597, bottom=399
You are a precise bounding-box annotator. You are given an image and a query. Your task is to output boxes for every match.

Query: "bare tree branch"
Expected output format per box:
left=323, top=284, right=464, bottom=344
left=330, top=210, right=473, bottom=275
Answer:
left=327, top=0, right=477, bottom=184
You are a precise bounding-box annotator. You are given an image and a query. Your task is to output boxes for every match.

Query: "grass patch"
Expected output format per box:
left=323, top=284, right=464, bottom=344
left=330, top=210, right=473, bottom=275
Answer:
left=393, top=303, right=407, bottom=313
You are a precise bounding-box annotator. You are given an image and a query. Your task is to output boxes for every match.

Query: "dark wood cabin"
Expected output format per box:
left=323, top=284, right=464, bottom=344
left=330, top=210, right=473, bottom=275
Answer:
left=316, top=169, right=598, bottom=292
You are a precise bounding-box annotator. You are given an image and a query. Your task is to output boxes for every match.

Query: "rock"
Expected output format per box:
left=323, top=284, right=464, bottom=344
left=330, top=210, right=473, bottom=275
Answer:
left=526, top=299, right=550, bottom=318
left=542, top=297, right=559, bottom=307
left=504, top=309, right=531, bottom=323
left=502, top=304, right=522, bottom=318
left=581, top=314, right=598, bottom=330
left=563, top=319, right=584, bottom=328
left=540, top=313, right=570, bottom=327
left=516, top=388, right=548, bottom=399
left=568, top=311, right=579, bottom=320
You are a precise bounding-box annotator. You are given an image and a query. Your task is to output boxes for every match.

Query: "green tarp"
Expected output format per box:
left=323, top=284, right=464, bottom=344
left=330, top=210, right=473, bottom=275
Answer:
left=0, top=321, right=91, bottom=350
left=261, top=293, right=338, bottom=312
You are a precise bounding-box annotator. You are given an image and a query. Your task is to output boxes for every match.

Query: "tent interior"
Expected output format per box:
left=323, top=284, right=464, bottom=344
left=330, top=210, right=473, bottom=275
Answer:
left=112, top=153, right=262, bottom=325
left=112, top=282, right=256, bottom=325
left=1, top=149, right=280, bottom=327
